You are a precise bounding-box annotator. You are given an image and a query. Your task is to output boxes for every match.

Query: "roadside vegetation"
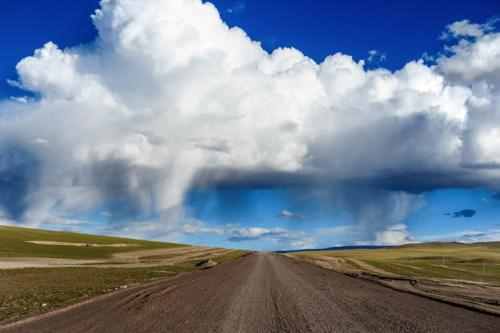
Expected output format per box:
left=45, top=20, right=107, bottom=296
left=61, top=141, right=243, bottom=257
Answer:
left=0, top=266, right=177, bottom=323
left=0, top=226, right=248, bottom=324
left=293, top=242, right=500, bottom=284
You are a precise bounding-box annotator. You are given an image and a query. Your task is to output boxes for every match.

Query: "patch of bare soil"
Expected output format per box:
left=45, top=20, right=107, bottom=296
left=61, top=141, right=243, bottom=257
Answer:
left=0, top=258, right=103, bottom=269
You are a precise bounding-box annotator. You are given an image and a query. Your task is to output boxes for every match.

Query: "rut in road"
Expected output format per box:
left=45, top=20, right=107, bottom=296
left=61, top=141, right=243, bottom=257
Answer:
left=2, top=253, right=500, bottom=333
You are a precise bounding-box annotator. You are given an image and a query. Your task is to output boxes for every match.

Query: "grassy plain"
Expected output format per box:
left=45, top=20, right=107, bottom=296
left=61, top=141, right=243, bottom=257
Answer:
left=293, top=242, right=500, bottom=284
left=0, top=225, right=184, bottom=259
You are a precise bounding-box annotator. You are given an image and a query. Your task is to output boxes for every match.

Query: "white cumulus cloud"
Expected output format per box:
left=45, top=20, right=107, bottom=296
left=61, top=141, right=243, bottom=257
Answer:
left=375, top=224, right=414, bottom=246
left=0, top=2, right=499, bottom=244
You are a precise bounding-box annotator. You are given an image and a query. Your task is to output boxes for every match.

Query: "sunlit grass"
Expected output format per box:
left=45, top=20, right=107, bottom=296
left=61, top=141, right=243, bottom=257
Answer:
left=295, top=242, right=500, bottom=284
left=0, top=225, right=186, bottom=259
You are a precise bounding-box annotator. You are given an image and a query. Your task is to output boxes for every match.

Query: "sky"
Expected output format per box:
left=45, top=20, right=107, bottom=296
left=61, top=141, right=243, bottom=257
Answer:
left=1, top=0, right=500, bottom=250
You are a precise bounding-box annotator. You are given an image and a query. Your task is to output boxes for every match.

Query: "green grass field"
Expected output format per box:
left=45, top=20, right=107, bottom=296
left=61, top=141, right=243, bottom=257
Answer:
left=295, top=242, right=500, bottom=284
left=0, top=226, right=247, bottom=324
left=0, top=225, right=185, bottom=259
left=0, top=266, right=177, bottom=323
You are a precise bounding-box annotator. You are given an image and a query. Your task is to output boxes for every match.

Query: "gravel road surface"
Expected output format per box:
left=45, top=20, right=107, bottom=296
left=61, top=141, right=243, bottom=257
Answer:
left=2, top=253, right=499, bottom=333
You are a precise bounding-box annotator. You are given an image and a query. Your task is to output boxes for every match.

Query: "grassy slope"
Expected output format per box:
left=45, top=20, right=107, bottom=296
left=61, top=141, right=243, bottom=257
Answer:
left=0, top=225, right=186, bottom=259
left=296, top=242, right=500, bottom=284
left=0, top=226, right=248, bottom=324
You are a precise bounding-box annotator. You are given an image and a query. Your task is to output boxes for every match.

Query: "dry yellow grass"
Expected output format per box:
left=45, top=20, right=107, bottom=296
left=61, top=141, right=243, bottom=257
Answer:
left=293, top=242, right=500, bottom=284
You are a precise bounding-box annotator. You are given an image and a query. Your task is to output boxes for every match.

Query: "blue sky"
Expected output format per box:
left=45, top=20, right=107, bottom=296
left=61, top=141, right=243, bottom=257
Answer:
left=1, top=0, right=500, bottom=250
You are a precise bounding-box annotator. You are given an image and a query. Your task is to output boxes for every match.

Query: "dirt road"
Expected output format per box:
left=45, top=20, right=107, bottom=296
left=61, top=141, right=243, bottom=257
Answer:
left=2, top=253, right=499, bottom=333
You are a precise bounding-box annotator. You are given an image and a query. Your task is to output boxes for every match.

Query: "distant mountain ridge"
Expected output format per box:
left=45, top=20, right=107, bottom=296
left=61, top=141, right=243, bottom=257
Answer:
left=276, top=245, right=389, bottom=253
left=277, top=241, right=500, bottom=253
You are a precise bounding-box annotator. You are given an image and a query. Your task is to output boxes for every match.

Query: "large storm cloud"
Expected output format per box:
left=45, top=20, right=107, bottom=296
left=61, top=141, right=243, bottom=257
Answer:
left=1, top=0, right=500, bottom=245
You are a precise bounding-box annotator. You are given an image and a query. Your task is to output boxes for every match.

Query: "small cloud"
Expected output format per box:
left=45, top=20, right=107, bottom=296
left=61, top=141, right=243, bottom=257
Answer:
left=456, top=229, right=500, bottom=243
left=420, top=228, right=500, bottom=243
left=226, top=1, right=246, bottom=14
left=441, top=18, right=498, bottom=40
left=289, top=237, right=315, bottom=250
left=10, top=96, right=30, bottom=104
left=6, top=79, right=23, bottom=89
left=228, top=227, right=288, bottom=242
left=367, top=49, right=387, bottom=63
left=447, top=209, right=477, bottom=218
left=375, top=224, right=414, bottom=246
left=33, top=138, right=49, bottom=145
left=279, top=209, right=304, bottom=220
left=181, top=221, right=225, bottom=236
left=421, top=52, right=436, bottom=64
left=226, top=226, right=315, bottom=251
left=42, top=217, right=88, bottom=226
